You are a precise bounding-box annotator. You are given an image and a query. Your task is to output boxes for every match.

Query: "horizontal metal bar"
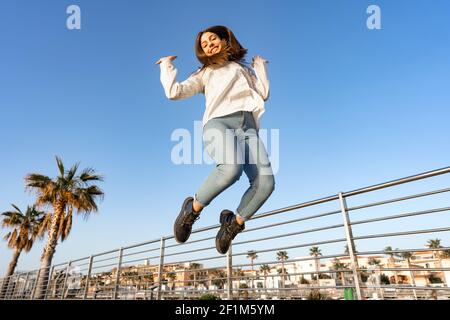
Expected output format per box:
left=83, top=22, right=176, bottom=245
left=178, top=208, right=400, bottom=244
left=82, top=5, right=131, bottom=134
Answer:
left=346, top=187, right=450, bottom=213
left=233, top=237, right=348, bottom=258
left=353, top=227, right=450, bottom=241
left=164, top=236, right=216, bottom=249
left=343, top=166, right=450, bottom=197
left=121, top=247, right=161, bottom=259
left=121, top=239, right=161, bottom=251
left=357, top=267, right=450, bottom=272
left=359, top=285, right=450, bottom=291
left=245, top=209, right=342, bottom=234
left=230, top=253, right=353, bottom=269
left=251, top=195, right=340, bottom=221
left=232, top=223, right=345, bottom=247
left=350, top=207, right=450, bottom=226
left=164, top=254, right=225, bottom=266
left=89, top=262, right=119, bottom=271
left=161, top=245, right=217, bottom=258
left=355, top=246, right=450, bottom=256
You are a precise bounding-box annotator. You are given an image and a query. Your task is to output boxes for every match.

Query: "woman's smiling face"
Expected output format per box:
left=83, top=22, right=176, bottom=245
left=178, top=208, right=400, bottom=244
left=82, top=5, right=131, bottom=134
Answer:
left=200, top=32, right=227, bottom=56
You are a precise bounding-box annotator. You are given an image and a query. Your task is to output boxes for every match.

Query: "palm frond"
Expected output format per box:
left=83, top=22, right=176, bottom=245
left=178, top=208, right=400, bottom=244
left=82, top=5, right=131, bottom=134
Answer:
left=3, top=232, right=12, bottom=241
left=72, top=186, right=104, bottom=215
left=24, top=173, right=52, bottom=189
left=1, top=212, right=20, bottom=227
left=8, top=229, right=18, bottom=248
left=57, top=213, right=66, bottom=241
left=66, top=162, right=80, bottom=184
left=55, top=156, right=65, bottom=177
left=24, top=238, right=34, bottom=252
left=79, top=167, right=104, bottom=183
left=11, top=204, right=23, bottom=214
left=61, top=207, right=73, bottom=242
left=38, top=213, right=52, bottom=236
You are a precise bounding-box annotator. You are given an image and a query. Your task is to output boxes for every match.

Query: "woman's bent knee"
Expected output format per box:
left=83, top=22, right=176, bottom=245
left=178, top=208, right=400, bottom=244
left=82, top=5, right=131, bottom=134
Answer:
left=259, top=174, right=275, bottom=198
left=218, top=164, right=243, bottom=186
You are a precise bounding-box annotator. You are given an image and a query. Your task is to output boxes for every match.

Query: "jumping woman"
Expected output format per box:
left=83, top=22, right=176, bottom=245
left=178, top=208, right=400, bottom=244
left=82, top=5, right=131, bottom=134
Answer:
left=156, top=25, right=275, bottom=254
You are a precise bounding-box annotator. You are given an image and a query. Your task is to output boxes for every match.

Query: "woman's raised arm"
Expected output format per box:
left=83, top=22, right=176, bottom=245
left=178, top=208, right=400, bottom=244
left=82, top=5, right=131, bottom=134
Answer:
left=251, top=55, right=270, bottom=101
left=156, top=55, right=205, bottom=100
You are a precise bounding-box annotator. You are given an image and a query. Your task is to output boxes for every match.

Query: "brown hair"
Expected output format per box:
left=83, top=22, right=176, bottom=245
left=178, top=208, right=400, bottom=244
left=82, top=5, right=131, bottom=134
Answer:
left=194, top=25, right=248, bottom=70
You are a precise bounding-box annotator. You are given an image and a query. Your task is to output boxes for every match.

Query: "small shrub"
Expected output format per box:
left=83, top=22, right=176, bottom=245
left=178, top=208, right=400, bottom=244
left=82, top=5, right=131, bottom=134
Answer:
left=199, top=293, right=221, bottom=300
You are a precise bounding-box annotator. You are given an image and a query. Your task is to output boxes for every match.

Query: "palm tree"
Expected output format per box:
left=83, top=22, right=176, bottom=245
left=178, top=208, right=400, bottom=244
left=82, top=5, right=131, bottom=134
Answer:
left=277, top=267, right=289, bottom=285
left=166, top=272, right=177, bottom=290
left=399, top=251, right=418, bottom=300
left=332, top=258, right=348, bottom=286
left=368, top=257, right=384, bottom=299
left=246, top=250, right=258, bottom=289
left=211, top=270, right=226, bottom=290
left=1, top=205, right=45, bottom=298
left=309, top=246, right=322, bottom=285
left=384, top=246, right=399, bottom=284
left=233, top=268, right=246, bottom=289
left=143, top=273, right=154, bottom=289
left=427, top=239, right=442, bottom=259
left=259, top=264, right=271, bottom=291
left=25, top=156, right=104, bottom=299
left=276, top=251, right=289, bottom=292
left=189, top=263, right=201, bottom=289
left=440, top=249, right=450, bottom=259
left=368, top=257, right=380, bottom=265
left=426, top=239, right=446, bottom=286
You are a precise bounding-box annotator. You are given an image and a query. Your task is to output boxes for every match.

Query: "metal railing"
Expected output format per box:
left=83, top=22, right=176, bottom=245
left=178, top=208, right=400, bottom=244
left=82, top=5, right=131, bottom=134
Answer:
left=1, top=166, right=450, bottom=300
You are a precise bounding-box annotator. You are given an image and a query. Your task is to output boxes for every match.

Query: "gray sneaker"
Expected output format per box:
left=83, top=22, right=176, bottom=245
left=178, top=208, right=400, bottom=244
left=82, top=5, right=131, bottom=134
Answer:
left=215, top=210, right=245, bottom=254
left=173, top=197, right=200, bottom=243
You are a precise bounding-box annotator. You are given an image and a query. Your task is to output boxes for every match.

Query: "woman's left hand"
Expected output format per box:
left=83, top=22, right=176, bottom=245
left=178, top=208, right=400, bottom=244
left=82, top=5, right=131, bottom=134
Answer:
left=252, top=55, right=268, bottom=67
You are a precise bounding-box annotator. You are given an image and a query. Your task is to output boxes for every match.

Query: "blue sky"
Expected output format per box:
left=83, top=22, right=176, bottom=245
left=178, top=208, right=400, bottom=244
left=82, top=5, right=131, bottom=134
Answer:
left=1, top=0, right=449, bottom=276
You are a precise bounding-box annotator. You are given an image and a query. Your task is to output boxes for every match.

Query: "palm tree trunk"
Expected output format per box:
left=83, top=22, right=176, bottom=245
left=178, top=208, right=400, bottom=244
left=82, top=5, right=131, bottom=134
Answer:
left=251, top=259, right=254, bottom=290
left=1, top=249, right=21, bottom=299
left=34, top=201, right=65, bottom=299
left=264, top=274, right=267, bottom=291
left=315, top=258, right=319, bottom=286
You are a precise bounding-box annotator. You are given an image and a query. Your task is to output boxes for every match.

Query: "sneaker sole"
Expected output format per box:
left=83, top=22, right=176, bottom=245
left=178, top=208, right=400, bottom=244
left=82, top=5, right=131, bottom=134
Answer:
left=215, top=210, right=234, bottom=254
left=173, top=196, right=194, bottom=244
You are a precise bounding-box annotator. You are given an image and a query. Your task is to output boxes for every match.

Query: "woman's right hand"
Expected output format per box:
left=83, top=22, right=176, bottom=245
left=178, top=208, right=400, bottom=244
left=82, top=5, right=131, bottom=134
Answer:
left=155, top=55, right=177, bottom=65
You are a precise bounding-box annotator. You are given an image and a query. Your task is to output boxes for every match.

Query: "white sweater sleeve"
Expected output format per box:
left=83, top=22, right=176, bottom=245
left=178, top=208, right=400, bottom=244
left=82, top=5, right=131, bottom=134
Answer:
left=252, top=59, right=270, bottom=101
left=159, top=58, right=204, bottom=100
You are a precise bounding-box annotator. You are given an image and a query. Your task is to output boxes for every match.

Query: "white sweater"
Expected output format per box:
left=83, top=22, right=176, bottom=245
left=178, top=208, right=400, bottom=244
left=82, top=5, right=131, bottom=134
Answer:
left=159, top=57, right=269, bottom=129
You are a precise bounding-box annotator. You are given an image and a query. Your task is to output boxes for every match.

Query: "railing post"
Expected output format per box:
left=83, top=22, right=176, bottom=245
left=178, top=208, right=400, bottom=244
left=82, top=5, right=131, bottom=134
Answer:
left=227, top=244, right=233, bottom=300
left=44, top=266, right=55, bottom=300
left=23, top=272, right=31, bottom=299
left=338, top=192, right=363, bottom=300
left=2, top=275, right=12, bottom=299
left=30, top=268, right=42, bottom=300
left=13, top=273, right=25, bottom=299
left=60, top=262, right=72, bottom=300
left=113, top=248, right=124, bottom=300
left=9, top=274, right=18, bottom=299
left=156, top=237, right=165, bottom=300
left=83, top=255, right=94, bottom=300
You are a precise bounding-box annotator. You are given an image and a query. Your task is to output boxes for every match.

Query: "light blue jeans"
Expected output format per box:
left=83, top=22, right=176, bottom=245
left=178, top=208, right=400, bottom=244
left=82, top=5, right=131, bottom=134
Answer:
left=194, top=111, right=275, bottom=221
